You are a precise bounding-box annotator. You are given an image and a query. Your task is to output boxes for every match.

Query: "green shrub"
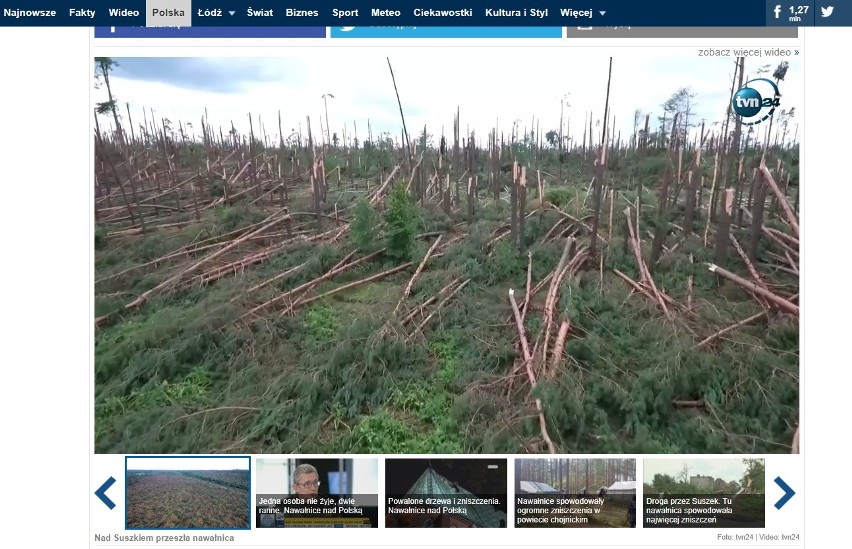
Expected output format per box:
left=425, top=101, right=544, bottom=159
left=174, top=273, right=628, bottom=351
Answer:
left=384, top=182, right=416, bottom=262
left=95, top=225, right=107, bottom=250
left=546, top=187, right=574, bottom=208
left=350, top=199, right=379, bottom=251
left=304, top=304, right=338, bottom=344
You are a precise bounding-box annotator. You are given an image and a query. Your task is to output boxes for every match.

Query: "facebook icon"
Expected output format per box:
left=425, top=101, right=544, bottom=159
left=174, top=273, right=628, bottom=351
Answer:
left=767, top=1, right=815, bottom=25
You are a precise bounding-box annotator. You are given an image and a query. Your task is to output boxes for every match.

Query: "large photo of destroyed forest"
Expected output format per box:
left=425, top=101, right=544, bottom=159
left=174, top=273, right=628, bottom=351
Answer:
left=93, top=54, right=800, bottom=454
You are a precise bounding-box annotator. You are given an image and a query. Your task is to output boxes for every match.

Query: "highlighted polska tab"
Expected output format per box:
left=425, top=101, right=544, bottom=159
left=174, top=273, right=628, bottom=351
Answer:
left=329, top=27, right=562, bottom=38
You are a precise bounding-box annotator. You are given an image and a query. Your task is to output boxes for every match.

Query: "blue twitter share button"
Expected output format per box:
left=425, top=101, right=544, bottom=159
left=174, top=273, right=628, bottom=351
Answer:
left=765, top=2, right=815, bottom=26
left=814, top=4, right=849, bottom=25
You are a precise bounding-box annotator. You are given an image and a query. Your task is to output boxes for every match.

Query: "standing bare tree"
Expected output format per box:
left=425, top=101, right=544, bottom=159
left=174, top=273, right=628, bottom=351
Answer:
left=386, top=58, right=413, bottom=172
left=632, top=109, right=642, bottom=150
left=763, top=61, right=789, bottom=156
left=661, top=88, right=697, bottom=150
left=322, top=93, right=335, bottom=147
left=95, top=57, right=123, bottom=145
left=678, top=462, right=691, bottom=483
left=589, top=57, right=613, bottom=256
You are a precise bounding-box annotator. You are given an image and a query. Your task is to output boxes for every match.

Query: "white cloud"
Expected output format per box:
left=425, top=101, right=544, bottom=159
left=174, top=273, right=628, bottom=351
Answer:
left=127, top=456, right=250, bottom=471
left=97, top=53, right=802, bottom=148
left=643, top=458, right=757, bottom=484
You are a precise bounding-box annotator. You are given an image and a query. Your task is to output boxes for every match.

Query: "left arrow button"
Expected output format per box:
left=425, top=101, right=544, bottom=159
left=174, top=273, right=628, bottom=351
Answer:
left=95, top=477, right=117, bottom=509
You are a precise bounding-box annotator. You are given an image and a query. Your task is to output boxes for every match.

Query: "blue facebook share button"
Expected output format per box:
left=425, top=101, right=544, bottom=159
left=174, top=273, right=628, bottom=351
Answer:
left=765, top=1, right=816, bottom=26
left=330, top=27, right=563, bottom=38
left=94, top=27, right=327, bottom=38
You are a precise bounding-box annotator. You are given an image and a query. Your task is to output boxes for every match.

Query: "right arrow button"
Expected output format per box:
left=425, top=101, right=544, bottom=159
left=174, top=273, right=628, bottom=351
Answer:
left=774, top=476, right=795, bottom=509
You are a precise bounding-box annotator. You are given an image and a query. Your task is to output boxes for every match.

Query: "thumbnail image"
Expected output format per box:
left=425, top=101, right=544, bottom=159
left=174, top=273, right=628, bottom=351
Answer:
left=385, top=458, right=507, bottom=527
left=125, top=456, right=250, bottom=529
left=254, top=457, right=379, bottom=527
left=515, top=458, right=637, bottom=528
left=643, top=458, right=765, bottom=528
left=93, top=54, right=799, bottom=456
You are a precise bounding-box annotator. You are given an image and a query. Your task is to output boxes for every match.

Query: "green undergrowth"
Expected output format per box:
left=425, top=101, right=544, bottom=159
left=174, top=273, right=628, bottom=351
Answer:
left=94, top=151, right=799, bottom=455
left=331, top=335, right=468, bottom=453
left=533, top=271, right=797, bottom=454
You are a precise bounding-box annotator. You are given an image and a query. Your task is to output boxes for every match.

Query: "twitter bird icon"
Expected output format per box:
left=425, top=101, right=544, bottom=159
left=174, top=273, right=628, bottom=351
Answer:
left=821, top=6, right=834, bottom=17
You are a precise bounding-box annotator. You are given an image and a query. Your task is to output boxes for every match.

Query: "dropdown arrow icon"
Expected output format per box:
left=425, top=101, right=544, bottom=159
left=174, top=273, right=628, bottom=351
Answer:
left=600, top=11, right=606, bottom=16
left=229, top=11, right=235, bottom=16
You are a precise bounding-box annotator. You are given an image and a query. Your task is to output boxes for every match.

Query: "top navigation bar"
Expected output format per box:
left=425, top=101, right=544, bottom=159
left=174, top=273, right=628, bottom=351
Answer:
left=0, top=1, right=847, bottom=27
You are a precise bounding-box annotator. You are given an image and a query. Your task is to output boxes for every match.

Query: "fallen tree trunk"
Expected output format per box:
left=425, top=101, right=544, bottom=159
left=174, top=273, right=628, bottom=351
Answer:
left=541, top=217, right=569, bottom=242
left=693, top=311, right=766, bottom=349
left=416, top=279, right=470, bottom=331
left=729, top=233, right=769, bottom=290
left=508, top=288, right=556, bottom=454
left=294, top=262, right=414, bottom=311
left=707, top=263, right=799, bottom=315
left=395, top=234, right=443, bottom=314
left=286, top=250, right=359, bottom=313
left=123, top=209, right=291, bottom=312
left=240, top=248, right=385, bottom=321
left=791, top=425, right=799, bottom=454
left=107, top=219, right=194, bottom=237
left=624, top=208, right=671, bottom=318
left=764, top=226, right=799, bottom=249
left=612, top=269, right=676, bottom=316
left=542, top=237, right=576, bottom=368
left=520, top=251, right=533, bottom=322
left=401, top=277, right=461, bottom=326
left=759, top=163, right=799, bottom=238
left=548, top=320, right=571, bottom=378
left=673, top=399, right=706, bottom=408
left=521, top=272, right=554, bottom=312
left=368, top=165, right=401, bottom=206
left=240, top=260, right=309, bottom=297
left=548, top=204, right=606, bottom=243
left=195, top=227, right=343, bottom=288
left=763, top=229, right=799, bottom=258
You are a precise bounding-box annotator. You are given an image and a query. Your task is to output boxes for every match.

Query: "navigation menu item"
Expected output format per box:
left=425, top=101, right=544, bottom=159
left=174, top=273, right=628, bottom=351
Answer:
left=69, top=9, right=96, bottom=19
left=146, top=0, right=191, bottom=27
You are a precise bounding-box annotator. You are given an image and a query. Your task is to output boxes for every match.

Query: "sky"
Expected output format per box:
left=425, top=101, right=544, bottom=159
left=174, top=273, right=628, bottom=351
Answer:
left=94, top=54, right=802, bottom=148
left=643, top=458, right=757, bottom=483
left=127, top=456, right=250, bottom=471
